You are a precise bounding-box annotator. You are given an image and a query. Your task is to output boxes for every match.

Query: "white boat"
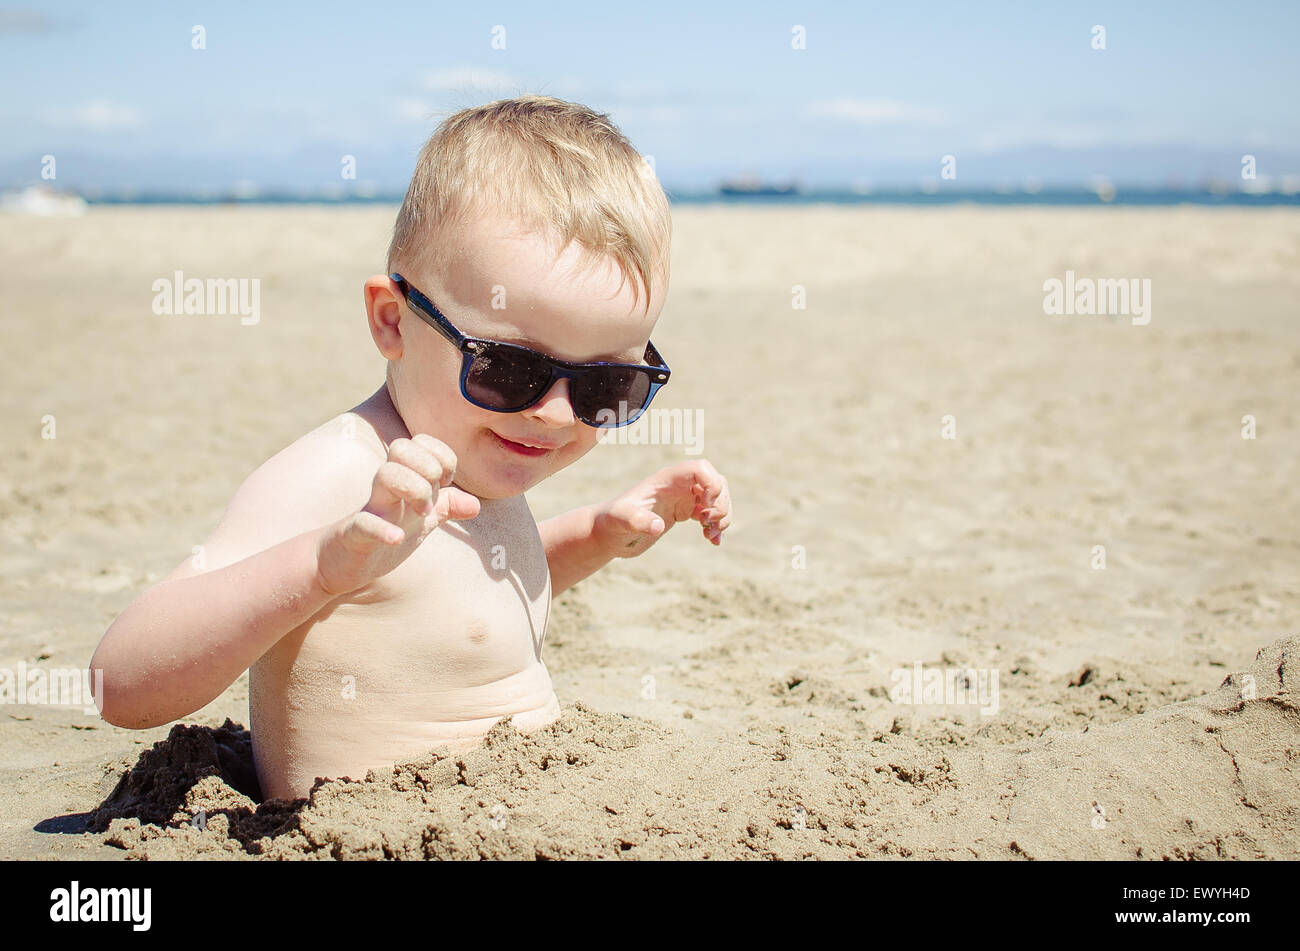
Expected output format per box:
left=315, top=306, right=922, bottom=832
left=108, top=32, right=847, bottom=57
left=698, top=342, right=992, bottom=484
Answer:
left=0, top=185, right=88, bottom=216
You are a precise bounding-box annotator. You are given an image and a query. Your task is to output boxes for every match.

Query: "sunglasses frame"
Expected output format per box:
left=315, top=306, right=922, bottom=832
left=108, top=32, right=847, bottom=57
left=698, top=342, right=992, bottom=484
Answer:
left=390, top=273, right=670, bottom=428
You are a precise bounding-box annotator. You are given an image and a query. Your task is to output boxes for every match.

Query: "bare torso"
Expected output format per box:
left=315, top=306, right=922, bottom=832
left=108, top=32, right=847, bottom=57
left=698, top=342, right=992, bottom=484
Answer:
left=249, top=390, right=561, bottom=801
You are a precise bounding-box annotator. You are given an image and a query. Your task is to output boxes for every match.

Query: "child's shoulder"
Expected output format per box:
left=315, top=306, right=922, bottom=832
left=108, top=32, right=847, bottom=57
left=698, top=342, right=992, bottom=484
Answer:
left=159, top=412, right=385, bottom=584
left=234, top=412, right=385, bottom=535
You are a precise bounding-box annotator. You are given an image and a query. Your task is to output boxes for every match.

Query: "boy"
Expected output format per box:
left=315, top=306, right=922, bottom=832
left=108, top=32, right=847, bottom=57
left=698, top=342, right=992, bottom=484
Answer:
left=89, top=96, right=731, bottom=801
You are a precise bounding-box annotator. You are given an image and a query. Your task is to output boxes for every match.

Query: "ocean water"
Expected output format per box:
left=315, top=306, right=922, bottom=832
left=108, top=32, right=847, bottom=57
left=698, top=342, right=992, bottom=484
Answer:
left=67, top=188, right=1300, bottom=208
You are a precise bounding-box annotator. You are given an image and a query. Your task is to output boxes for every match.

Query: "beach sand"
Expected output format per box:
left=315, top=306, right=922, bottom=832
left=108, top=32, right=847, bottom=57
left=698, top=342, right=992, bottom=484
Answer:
left=1, top=204, right=1296, bottom=859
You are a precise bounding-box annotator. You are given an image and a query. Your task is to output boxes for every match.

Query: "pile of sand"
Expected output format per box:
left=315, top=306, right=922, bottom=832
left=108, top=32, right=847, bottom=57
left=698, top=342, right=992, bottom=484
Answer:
left=89, top=635, right=1297, bottom=860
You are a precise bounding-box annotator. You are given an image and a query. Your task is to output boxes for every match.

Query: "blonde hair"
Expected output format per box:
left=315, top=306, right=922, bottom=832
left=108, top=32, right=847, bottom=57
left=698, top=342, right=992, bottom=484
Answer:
left=387, top=95, right=672, bottom=316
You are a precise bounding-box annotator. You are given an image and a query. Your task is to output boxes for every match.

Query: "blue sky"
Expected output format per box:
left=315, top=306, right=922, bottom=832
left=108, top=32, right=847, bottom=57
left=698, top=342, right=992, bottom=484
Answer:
left=3, top=0, right=1299, bottom=192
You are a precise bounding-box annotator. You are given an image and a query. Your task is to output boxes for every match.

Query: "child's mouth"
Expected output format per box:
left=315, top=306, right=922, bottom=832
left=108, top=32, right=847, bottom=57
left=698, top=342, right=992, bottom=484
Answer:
left=491, top=431, right=554, bottom=457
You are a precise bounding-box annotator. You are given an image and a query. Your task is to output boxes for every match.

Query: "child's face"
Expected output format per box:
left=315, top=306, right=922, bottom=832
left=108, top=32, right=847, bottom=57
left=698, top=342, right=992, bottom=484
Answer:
left=369, top=213, right=667, bottom=500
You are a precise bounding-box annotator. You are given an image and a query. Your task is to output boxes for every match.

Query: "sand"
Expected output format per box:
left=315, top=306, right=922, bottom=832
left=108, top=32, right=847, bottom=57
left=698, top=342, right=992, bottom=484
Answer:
left=0, top=204, right=1297, bottom=860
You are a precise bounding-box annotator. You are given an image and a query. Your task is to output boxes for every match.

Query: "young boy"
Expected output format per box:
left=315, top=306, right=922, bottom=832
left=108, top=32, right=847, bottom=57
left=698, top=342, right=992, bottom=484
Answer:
left=89, top=96, right=731, bottom=802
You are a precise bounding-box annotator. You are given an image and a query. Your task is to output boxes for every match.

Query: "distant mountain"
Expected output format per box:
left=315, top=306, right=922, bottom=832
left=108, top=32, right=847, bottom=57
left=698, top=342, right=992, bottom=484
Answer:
left=2, top=143, right=1297, bottom=194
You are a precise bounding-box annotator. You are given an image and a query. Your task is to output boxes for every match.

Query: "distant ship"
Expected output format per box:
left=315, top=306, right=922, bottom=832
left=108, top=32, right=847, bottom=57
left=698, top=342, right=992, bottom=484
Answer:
left=717, top=174, right=800, bottom=196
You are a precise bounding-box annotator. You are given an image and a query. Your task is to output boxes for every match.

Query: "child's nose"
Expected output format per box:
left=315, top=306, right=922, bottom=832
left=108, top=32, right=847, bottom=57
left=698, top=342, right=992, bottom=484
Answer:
left=525, top=377, right=576, bottom=427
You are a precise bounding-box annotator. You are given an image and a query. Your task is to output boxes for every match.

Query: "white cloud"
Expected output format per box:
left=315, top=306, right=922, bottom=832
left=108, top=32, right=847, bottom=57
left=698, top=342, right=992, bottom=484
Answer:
left=968, top=120, right=1205, bottom=154
left=41, top=100, right=143, bottom=130
left=808, top=98, right=943, bottom=124
left=399, top=73, right=685, bottom=123
left=397, top=98, right=438, bottom=122
left=603, top=103, right=684, bottom=123
left=421, top=68, right=520, bottom=93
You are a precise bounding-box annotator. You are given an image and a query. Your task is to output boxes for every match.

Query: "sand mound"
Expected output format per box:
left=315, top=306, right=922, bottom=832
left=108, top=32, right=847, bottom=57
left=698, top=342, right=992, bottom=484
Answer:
left=91, top=636, right=1298, bottom=860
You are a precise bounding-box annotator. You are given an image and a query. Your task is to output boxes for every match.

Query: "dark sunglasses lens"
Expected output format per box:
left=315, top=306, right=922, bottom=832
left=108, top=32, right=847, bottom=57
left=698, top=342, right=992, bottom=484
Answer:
left=464, top=343, right=553, bottom=410
left=573, top=367, right=652, bottom=425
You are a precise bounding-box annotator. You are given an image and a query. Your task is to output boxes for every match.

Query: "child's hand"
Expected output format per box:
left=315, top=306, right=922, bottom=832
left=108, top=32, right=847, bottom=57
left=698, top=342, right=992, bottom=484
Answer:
left=593, top=459, right=732, bottom=558
left=315, top=434, right=481, bottom=596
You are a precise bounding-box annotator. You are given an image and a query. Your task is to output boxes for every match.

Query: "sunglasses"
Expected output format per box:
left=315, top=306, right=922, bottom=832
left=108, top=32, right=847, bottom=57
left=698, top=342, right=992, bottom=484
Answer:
left=390, top=273, right=670, bottom=428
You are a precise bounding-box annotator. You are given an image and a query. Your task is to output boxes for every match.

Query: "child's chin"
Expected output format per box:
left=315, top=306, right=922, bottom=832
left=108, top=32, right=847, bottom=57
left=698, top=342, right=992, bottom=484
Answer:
left=463, top=466, right=540, bottom=500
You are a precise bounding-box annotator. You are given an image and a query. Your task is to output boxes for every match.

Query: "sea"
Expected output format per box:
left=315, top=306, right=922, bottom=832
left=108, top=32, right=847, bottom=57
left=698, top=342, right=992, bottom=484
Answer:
left=58, top=187, right=1300, bottom=208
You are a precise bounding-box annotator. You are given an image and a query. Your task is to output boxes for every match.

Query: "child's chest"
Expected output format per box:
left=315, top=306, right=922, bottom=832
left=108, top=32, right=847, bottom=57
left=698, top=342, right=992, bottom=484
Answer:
left=303, top=502, right=553, bottom=689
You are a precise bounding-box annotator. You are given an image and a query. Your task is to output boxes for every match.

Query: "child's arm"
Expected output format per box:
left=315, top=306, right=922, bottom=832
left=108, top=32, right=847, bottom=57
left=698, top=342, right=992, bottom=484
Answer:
left=91, top=433, right=478, bottom=729
left=90, top=525, right=340, bottom=728
left=538, top=503, right=615, bottom=596
left=538, top=459, right=731, bottom=596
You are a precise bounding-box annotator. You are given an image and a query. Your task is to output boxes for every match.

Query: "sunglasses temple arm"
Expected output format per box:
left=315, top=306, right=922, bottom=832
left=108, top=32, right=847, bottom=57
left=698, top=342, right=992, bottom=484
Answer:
left=391, top=274, right=471, bottom=351
left=645, top=341, right=670, bottom=376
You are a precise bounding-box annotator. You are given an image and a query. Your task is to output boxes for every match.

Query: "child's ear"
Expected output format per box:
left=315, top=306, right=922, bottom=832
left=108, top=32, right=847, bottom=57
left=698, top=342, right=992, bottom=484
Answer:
left=364, top=275, right=406, bottom=359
